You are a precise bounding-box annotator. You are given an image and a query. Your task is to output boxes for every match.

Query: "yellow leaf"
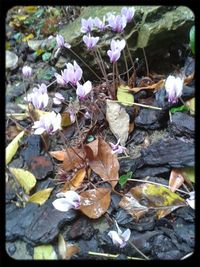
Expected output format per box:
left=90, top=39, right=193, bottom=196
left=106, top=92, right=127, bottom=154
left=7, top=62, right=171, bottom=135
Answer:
left=28, top=188, right=53, bottom=205
left=7, top=112, right=29, bottom=120
left=117, top=85, right=134, bottom=106
left=6, top=130, right=24, bottom=165
left=62, top=168, right=86, bottom=191
left=9, top=168, right=36, bottom=194
left=24, top=6, right=38, bottom=13
left=31, top=109, right=49, bottom=121
left=22, top=33, right=34, bottom=42
left=182, top=167, right=195, bottom=183
left=61, top=112, right=72, bottom=127
left=185, top=97, right=195, bottom=115
left=13, top=14, right=28, bottom=21
left=33, top=245, right=57, bottom=260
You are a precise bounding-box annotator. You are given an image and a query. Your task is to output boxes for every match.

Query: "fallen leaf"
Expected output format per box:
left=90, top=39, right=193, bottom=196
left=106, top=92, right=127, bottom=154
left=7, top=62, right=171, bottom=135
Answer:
left=61, top=147, right=85, bottom=171
left=119, top=184, right=186, bottom=220
left=85, top=138, right=119, bottom=188
left=117, top=85, right=134, bottom=106
left=182, top=167, right=195, bottom=183
left=9, top=167, right=36, bottom=194
left=129, top=79, right=164, bottom=93
left=28, top=156, right=53, bottom=180
left=6, top=112, right=29, bottom=120
left=22, top=33, right=34, bottom=42
left=6, top=131, right=25, bottom=165
left=33, top=245, right=57, bottom=260
left=58, top=234, right=80, bottom=259
left=28, top=188, right=53, bottom=205
left=169, top=169, right=185, bottom=192
left=185, top=97, right=195, bottom=115
left=80, top=188, right=111, bottom=219
left=61, top=112, right=72, bottom=127
left=6, top=125, right=22, bottom=141
left=84, top=138, right=99, bottom=159
left=30, top=108, right=49, bottom=121
left=61, top=168, right=86, bottom=191
left=65, top=244, right=80, bottom=260
left=106, top=100, right=129, bottom=146
left=49, top=150, right=66, bottom=161
left=119, top=171, right=133, bottom=187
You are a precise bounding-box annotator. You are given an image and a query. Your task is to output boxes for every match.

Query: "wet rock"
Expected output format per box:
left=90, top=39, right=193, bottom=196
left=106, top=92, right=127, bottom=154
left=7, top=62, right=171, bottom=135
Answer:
left=28, top=156, right=53, bottom=180
left=6, top=82, right=29, bottom=102
left=134, top=104, right=169, bottom=130
left=6, top=240, right=32, bottom=259
left=6, top=180, right=17, bottom=202
left=8, top=157, right=24, bottom=169
left=6, top=50, right=18, bottom=69
left=115, top=209, right=134, bottom=226
left=181, top=56, right=195, bottom=77
left=6, top=193, right=77, bottom=245
left=27, top=39, right=44, bottom=51
left=169, top=112, right=194, bottom=138
left=21, top=135, right=41, bottom=164
left=173, top=206, right=194, bottom=223
left=67, top=217, right=97, bottom=240
left=127, top=212, right=156, bottom=232
left=134, top=166, right=170, bottom=178
left=6, top=102, right=24, bottom=114
left=75, top=237, right=100, bottom=259
left=128, top=129, right=146, bottom=145
left=7, top=243, right=16, bottom=255
left=139, top=138, right=194, bottom=168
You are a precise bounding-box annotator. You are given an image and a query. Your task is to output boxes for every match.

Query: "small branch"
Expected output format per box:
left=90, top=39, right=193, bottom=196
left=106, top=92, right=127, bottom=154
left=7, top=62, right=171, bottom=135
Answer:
left=128, top=241, right=149, bottom=260
left=109, top=100, right=162, bottom=110
left=88, top=251, right=145, bottom=260
left=142, top=48, right=149, bottom=77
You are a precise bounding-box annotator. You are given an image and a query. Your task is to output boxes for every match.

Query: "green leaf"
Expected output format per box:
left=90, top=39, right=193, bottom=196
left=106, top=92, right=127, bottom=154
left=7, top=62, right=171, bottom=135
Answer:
left=33, top=245, right=57, bottom=260
left=117, top=85, right=134, bottom=106
left=42, top=52, right=52, bottom=61
left=119, top=171, right=133, bottom=187
left=189, top=26, right=195, bottom=55
left=170, top=105, right=189, bottom=113
left=9, top=168, right=37, bottom=194
left=182, top=167, right=195, bottom=183
left=28, top=188, right=54, bottom=205
left=6, top=131, right=25, bottom=165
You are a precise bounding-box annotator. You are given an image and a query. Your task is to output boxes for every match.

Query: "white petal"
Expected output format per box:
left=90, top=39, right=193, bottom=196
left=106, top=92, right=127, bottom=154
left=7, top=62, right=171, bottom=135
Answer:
left=165, top=75, right=175, bottom=93
left=186, top=198, right=195, bottom=209
left=108, top=231, right=123, bottom=246
left=121, top=229, right=131, bottom=242
left=83, top=81, right=92, bottom=95
left=52, top=198, right=73, bottom=212
left=175, top=77, right=183, bottom=97
left=34, top=127, right=45, bottom=135
left=53, top=97, right=62, bottom=105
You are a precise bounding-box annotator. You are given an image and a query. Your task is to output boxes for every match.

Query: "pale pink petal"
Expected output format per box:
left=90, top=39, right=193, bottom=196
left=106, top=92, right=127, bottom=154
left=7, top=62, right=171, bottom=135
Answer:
left=108, top=231, right=123, bottom=246
left=52, top=198, right=73, bottom=212
left=121, top=229, right=131, bottom=242
left=34, top=127, right=45, bottom=135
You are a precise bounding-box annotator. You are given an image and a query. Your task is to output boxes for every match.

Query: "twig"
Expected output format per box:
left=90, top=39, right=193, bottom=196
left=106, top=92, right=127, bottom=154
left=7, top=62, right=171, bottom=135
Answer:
left=128, top=241, right=149, bottom=260
left=109, top=100, right=162, bottom=110
left=88, top=251, right=144, bottom=260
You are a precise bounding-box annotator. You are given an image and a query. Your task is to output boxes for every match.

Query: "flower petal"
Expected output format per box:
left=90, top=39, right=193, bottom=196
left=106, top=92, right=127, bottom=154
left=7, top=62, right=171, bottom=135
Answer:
left=121, top=229, right=131, bottom=242
left=34, top=127, right=45, bottom=135
left=52, top=198, right=73, bottom=212
left=108, top=231, right=123, bottom=246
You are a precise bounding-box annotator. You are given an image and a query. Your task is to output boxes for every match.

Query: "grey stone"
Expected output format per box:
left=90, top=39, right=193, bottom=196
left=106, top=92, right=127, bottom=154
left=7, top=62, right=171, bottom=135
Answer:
left=6, top=50, right=18, bottom=70
left=169, top=112, right=194, bottom=138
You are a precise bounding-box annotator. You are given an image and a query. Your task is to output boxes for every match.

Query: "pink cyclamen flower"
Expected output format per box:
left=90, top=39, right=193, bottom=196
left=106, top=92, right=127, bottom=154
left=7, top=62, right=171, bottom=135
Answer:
left=83, top=34, right=99, bottom=49
left=65, top=60, right=83, bottom=86
left=76, top=80, right=92, bottom=100
left=186, top=191, right=195, bottom=209
left=22, top=66, right=32, bottom=78
left=109, top=139, right=126, bottom=154
left=80, top=17, right=94, bottom=33
left=94, top=17, right=107, bottom=31
left=107, top=14, right=127, bottom=33
left=107, top=39, right=126, bottom=63
left=121, top=7, right=135, bottom=23
left=165, top=75, right=183, bottom=103
left=32, top=111, right=61, bottom=135
left=55, top=69, right=68, bottom=86
left=24, top=83, right=49, bottom=110
left=108, top=221, right=131, bottom=248
left=52, top=190, right=81, bottom=212
left=53, top=92, right=65, bottom=105
left=56, top=34, right=71, bottom=49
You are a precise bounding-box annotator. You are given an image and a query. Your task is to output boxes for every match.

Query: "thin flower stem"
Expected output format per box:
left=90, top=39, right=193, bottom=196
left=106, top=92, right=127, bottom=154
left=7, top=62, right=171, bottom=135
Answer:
left=46, top=79, right=57, bottom=88
left=109, top=99, right=162, bottom=110
left=127, top=178, right=191, bottom=195
left=96, top=47, right=108, bottom=83
left=123, top=49, right=129, bottom=82
left=112, top=63, right=115, bottom=98
left=68, top=47, right=102, bottom=81
left=94, top=50, right=107, bottom=82
left=128, top=241, right=149, bottom=260
left=142, top=47, right=149, bottom=77
left=88, top=251, right=144, bottom=260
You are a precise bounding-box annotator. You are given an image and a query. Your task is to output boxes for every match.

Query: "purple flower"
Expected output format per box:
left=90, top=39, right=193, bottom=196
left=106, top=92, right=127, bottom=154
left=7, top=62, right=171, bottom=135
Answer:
left=81, top=17, right=94, bottom=33
left=109, top=139, right=126, bottom=154
left=52, top=190, right=81, bottom=212
left=53, top=92, right=65, bottom=105
left=25, top=83, right=49, bottom=110
left=165, top=75, right=183, bottom=103
left=55, top=69, right=68, bottom=86
left=83, top=34, right=99, bottom=49
left=56, top=34, right=71, bottom=49
left=76, top=80, right=92, bottom=100
left=22, top=66, right=32, bottom=78
left=65, top=60, right=83, bottom=86
left=121, top=7, right=135, bottom=23
left=32, top=111, right=61, bottom=135
left=107, top=39, right=126, bottom=63
left=107, top=14, right=127, bottom=33
left=108, top=221, right=131, bottom=248
left=94, top=17, right=107, bottom=31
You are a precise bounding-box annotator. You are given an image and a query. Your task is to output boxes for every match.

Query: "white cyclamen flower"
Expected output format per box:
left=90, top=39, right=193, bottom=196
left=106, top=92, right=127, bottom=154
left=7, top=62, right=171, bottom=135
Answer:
left=186, top=191, right=195, bottom=209
left=108, top=221, right=131, bottom=248
left=52, top=190, right=81, bottom=212
left=165, top=75, right=183, bottom=103
left=76, top=80, right=92, bottom=100
left=53, top=92, right=65, bottom=105
left=22, top=66, right=32, bottom=78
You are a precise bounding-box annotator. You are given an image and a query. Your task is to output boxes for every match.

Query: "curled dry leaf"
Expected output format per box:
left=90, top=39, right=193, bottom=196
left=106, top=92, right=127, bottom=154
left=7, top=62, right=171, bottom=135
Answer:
left=129, top=79, right=164, bottom=93
left=49, top=150, right=66, bottom=161
left=28, top=188, right=53, bottom=205
left=6, top=130, right=25, bottom=165
left=119, top=184, right=186, bottom=220
left=169, top=169, right=185, bottom=192
left=85, top=138, right=119, bottom=188
left=80, top=188, right=111, bottom=219
left=9, top=167, right=36, bottom=194
left=106, top=100, right=129, bottom=146
left=61, top=168, right=86, bottom=192
left=60, top=147, right=85, bottom=171
left=58, top=234, right=80, bottom=259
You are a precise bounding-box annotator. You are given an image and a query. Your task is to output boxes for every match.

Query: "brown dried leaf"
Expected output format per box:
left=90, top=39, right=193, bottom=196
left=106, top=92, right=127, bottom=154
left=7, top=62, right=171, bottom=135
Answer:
left=169, top=169, right=185, bottom=192
left=65, top=244, right=80, bottom=260
left=58, top=234, right=80, bottom=259
left=80, top=188, right=111, bottom=219
left=61, top=168, right=86, bottom=192
left=49, top=151, right=66, bottom=161
left=61, top=148, right=85, bottom=171
left=119, top=184, right=186, bottom=220
left=129, top=79, right=164, bottom=93
left=85, top=138, right=119, bottom=188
